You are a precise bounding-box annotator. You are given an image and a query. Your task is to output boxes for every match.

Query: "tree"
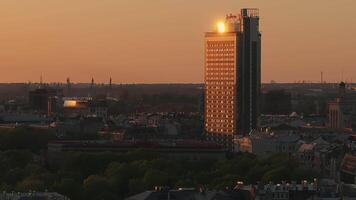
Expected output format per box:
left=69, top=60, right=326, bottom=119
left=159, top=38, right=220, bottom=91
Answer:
left=261, top=166, right=290, bottom=183
left=105, top=162, right=144, bottom=197
left=128, top=178, right=146, bottom=195
left=83, top=175, right=116, bottom=200
left=143, top=169, right=169, bottom=188
left=3, top=168, right=26, bottom=186
left=0, top=128, right=56, bottom=152
left=2, top=150, right=33, bottom=169
left=55, top=178, right=83, bottom=200
left=16, top=177, right=45, bottom=192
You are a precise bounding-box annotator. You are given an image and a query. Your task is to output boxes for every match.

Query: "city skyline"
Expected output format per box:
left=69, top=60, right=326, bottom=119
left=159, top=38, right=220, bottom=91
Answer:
left=0, top=0, right=355, bottom=83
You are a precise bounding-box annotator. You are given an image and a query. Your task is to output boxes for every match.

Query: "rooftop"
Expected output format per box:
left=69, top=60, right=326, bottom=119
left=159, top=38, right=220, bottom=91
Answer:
left=341, top=154, right=356, bottom=175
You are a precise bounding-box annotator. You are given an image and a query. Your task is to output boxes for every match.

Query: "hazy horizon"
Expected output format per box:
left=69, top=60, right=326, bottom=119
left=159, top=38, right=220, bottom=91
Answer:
left=1, top=0, right=355, bottom=83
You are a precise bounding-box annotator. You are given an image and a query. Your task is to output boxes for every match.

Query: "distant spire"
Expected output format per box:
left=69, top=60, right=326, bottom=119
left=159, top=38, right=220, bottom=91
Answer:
left=66, top=77, right=71, bottom=94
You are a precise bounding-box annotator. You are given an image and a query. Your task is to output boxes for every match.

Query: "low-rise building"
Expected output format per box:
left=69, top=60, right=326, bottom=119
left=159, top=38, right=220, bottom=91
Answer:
left=235, top=131, right=300, bottom=157
left=0, top=192, right=69, bottom=200
left=297, top=143, right=315, bottom=168
left=62, top=97, right=108, bottom=118
left=255, top=181, right=317, bottom=200
left=125, top=187, right=253, bottom=200
left=340, top=154, right=356, bottom=184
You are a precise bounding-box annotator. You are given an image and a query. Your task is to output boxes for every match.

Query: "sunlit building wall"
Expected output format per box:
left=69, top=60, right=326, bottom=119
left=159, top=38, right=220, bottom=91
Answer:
left=204, top=8, right=261, bottom=149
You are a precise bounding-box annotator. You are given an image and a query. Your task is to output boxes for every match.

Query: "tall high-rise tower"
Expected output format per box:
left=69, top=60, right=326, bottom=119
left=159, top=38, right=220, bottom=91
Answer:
left=204, top=8, right=261, bottom=149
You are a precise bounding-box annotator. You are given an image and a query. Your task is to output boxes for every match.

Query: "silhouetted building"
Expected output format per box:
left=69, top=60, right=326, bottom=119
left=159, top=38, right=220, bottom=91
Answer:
left=29, top=88, right=62, bottom=115
left=204, top=8, right=261, bottom=148
left=89, top=99, right=108, bottom=118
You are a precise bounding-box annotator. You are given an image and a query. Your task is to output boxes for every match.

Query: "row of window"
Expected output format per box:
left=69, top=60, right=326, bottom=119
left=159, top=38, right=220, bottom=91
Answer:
left=206, top=91, right=234, bottom=95
left=205, top=97, right=235, bottom=101
left=206, top=65, right=235, bottom=69
left=206, top=119, right=234, bottom=123
left=206, top=128, right=234, bottom=133
left=206, top=86, right=235, bottom=90
left=206, top=113, right=234, bottom=118
left=206, top=78, right=234, bottom=82
left=206, top=60, right=235, bottom=64
left=206, top=77, right=234, bottom=80
left=206, top=72, right=234, bottom=76
left=206, top=45, right=234, bottom=49
left=205, top=95, right=234, bottom=100
left=206, top=52, right=234, bottom=56
left=206, top=58, right=235, bottom=62
left=206, top=73, right=234, bottom=76
left=206, top=50, right=234, bottom=53
left=206, top=42, right=234, bottom=47
left=206, top=125, right=234, bottom=130
left=206, top=54, right=235, bottom=58
left=206, top=105, right=234, bottom=109
left=206, top=111, right=234, bottom=116
left=206, top=63, right=235, bottom=67
left=205, top=99, right=234, bottom=103
left=206, top=43, right=234, bottom=47
left=206, top=73, right=234, bottom=77
left=205, top=81, right=236, bottom=85
left=205, top=112, right=234, bottom=116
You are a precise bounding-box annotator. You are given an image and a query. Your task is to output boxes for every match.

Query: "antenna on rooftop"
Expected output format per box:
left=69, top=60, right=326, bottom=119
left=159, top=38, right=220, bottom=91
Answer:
left=89, top=77, right=94, bottom=98
left=39, top=74, right=44, bottom=88
left=107, top=77, right=112, bottom=98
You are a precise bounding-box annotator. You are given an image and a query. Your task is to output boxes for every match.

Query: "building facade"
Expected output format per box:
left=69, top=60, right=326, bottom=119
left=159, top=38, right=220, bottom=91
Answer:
left=204, top=8, right=261, bottom=148
left=328, top=82, right=356, bottom=130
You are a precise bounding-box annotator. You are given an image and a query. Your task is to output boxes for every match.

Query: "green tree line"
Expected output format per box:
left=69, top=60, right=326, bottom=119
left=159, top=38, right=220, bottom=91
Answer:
left=0, top=129, right=319, bottom=200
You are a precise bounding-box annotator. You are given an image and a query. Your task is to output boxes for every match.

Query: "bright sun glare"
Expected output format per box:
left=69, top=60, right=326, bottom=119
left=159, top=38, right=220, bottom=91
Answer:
left=217, top=22, right=225, bottom=33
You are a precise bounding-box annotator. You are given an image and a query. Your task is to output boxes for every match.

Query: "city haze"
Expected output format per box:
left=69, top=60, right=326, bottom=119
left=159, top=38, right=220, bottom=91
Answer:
left=0, top=0, right=355, bottom=83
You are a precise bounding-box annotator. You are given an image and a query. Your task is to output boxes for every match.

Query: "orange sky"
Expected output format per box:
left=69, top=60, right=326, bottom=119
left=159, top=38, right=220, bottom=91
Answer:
left=0, top=0, right=355, bottom=83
